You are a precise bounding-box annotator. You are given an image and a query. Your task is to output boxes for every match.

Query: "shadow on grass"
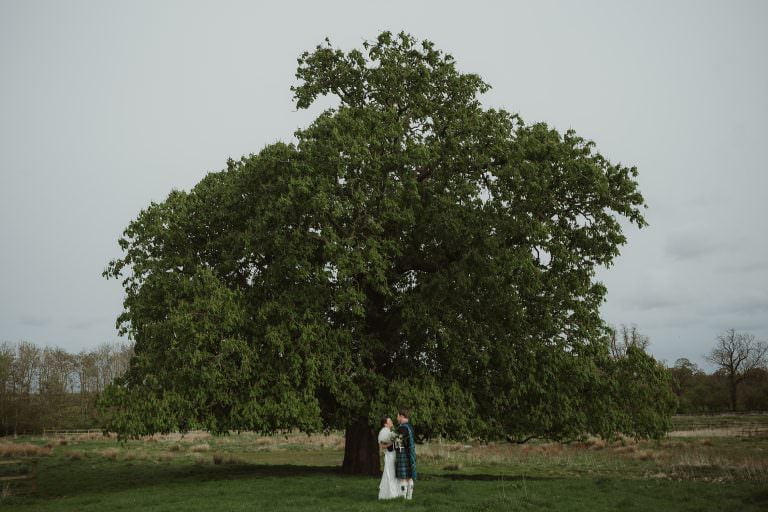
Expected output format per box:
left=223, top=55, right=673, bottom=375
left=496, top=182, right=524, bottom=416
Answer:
left=428, top=473, right=555, bottom=482
left=35, top=456, right=558, bottom=500
left=36, top=460, right=342, bottom=499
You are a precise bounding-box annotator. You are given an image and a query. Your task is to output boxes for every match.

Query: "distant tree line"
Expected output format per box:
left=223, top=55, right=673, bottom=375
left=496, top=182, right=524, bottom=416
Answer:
left=0, top=341, right=133, bottom=435
left=1, top=328, right=765, bottom=435
left=670, top=329, right=768, bottom=413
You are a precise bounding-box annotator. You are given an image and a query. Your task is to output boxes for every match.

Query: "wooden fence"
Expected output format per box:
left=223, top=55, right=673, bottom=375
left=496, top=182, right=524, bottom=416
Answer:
left=0, top=459, right=37, bottom=499
left=42, top=428, right=104, bottom=438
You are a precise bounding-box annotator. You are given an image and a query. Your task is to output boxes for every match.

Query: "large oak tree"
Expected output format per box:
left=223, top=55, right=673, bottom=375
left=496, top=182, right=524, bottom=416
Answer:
left=99, top=32, right=675, bottom=475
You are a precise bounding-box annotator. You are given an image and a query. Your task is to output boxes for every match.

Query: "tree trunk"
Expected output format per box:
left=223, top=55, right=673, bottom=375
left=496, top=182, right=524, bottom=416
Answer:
left=341, top=419, right=380, bottom=476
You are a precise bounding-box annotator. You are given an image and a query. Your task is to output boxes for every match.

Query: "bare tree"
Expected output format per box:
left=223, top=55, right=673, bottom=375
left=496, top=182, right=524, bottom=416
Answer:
left=706, top=329, right=768, bottom=411
left=0, top=342, right=14, bottom=433
left=7, top=341, right=42, bottom=435
left=40, top=346, right=76, bottom=394
left=608, top=324, right=650, bottom=359
left=0, top=340, right=135, bottom=434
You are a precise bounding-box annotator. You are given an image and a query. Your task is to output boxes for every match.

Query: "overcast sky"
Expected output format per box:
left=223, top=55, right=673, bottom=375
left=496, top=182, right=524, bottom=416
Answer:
left=1, top=1, right=766, bottom=368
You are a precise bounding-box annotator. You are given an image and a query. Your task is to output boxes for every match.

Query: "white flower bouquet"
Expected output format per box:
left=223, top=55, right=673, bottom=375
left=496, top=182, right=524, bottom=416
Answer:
left=390, top=431, right=404, bottom=451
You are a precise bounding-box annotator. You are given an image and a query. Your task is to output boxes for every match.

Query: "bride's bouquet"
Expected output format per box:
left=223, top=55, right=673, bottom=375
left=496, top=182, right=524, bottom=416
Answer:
left=390, top=431, right=404, bottom=451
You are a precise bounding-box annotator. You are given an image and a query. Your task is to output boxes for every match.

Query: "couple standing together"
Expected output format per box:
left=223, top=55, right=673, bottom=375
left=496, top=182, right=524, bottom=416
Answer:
left=377, top=408, right=417, bottom=500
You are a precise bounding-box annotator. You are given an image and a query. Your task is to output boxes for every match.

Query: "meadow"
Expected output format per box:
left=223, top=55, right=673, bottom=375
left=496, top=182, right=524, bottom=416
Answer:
left=1, top=415, right=766, bottom=511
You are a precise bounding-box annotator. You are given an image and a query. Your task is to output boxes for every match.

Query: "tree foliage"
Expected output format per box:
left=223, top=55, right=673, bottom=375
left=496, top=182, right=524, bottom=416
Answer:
left=99, top=31, right=674, bottom=471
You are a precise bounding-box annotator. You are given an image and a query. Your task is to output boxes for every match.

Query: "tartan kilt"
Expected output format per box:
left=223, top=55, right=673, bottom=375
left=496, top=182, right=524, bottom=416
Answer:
left=395, top=449, right=413, bottom=479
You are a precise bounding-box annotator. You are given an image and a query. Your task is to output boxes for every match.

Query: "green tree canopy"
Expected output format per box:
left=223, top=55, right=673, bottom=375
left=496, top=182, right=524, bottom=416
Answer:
left=99, top=31, right=674, bottom=475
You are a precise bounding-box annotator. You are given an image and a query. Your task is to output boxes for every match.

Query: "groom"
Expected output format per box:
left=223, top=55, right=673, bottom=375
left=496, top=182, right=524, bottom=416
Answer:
left=395, top=408, right=417, bottom=500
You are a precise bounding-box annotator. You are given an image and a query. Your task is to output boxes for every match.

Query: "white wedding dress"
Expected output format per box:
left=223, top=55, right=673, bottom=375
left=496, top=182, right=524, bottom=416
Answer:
left=377, top=427, right=402, bottom=499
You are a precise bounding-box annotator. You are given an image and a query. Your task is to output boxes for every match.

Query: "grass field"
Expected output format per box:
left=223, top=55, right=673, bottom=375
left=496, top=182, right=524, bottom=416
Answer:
left=1, top=417, right=767, bottom=511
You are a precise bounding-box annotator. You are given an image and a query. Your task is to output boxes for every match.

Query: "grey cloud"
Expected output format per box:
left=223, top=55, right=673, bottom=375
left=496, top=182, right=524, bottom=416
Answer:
left=648, top=313, right=701, bottom=330
left=18, top=315, right=52, bottom=327
left=720, top=259, right=768, bottom=274
left=664, top=232, right=719, bottom=261
left=704, top=319, right=768, bottom=336
left=721, top=299, right=768, bottom=317
left=626, top=295, right=678, bottom=312
left=701, top=290, right=768, bottom=317
left=67, top=318, right=99, bottom=330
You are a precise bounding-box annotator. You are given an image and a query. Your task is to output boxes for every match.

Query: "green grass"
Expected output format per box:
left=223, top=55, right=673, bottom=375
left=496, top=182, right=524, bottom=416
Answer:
left=1, top=431, right=767, bottom=511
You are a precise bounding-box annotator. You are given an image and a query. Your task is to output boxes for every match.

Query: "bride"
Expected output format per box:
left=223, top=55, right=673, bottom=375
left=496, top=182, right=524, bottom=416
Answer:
left=377, top=415, right=402, bottom=499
